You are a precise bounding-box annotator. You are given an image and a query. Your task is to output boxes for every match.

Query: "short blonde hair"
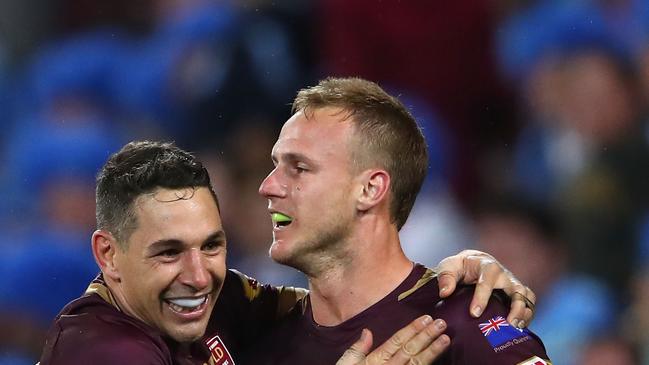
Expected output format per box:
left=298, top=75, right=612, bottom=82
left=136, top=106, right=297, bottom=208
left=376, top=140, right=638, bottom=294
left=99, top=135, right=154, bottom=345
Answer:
left=292, top=77, right=428, bottom=230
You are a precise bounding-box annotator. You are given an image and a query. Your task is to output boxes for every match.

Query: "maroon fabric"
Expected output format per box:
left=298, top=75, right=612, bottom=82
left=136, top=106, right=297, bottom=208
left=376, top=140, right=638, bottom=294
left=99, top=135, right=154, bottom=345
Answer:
left=39, top=270, right=282, bottom=364
left=241, top=264, right=550, bottom=365
left=39, top=275, right=176, bottom=364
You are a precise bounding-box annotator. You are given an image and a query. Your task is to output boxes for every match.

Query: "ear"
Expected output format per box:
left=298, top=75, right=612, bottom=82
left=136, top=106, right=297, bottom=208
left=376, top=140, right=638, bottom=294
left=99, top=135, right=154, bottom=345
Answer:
left=356, top=169, right=390, bottom=212
left=91, top=230, right=122, bottom=282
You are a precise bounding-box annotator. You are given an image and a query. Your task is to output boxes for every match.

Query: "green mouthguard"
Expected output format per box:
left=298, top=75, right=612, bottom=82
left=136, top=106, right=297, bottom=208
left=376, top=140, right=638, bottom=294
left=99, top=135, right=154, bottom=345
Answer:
left=271, top=212, right=293, bottom=223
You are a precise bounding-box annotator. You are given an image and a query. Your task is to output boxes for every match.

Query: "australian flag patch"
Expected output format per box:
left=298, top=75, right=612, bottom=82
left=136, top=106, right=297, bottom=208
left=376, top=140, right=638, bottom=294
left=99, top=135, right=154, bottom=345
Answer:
left=478, top=316, right=530, bottom=348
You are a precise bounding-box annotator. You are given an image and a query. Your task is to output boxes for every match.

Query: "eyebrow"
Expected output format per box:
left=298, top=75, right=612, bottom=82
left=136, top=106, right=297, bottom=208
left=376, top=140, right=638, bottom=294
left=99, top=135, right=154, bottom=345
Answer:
left=146, top=230, right=227, bottom=254
left=272, top=151, right=317, bottom=166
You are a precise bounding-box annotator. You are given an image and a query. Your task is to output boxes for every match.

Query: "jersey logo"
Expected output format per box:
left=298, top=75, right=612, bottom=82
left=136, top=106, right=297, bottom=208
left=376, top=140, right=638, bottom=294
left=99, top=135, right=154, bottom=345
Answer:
left=517, top=356, right=550, bottom=365
left=479, top=316, right=509, bottom=336
left=478, top=316, right=531, bottom=350
left=205, top=335, right=235, bottom=365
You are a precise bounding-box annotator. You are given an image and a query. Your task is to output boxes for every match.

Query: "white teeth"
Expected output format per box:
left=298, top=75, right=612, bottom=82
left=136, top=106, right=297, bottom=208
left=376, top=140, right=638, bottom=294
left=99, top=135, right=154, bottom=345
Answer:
left=167, top=296, right=206, bottom=310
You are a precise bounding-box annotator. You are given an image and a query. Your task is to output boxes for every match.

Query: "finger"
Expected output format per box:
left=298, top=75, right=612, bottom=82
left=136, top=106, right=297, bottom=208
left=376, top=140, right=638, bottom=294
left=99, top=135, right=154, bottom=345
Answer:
left=500, top=276, right=526, bottom=298
left=384, top=319, right=449, bottom=365
left=507, top=291, right=536, bottom=328
left=525, top=287, right=537, bottom=304
left=469, top=261, right=503, bottom=317
left=506, top=294, right=527, bottom=327
left=436, top=270, right=459, bottom=298
left=435, top=254, right=467, bottom=298
left=461, top=254, right=497, bottom=285
left=435, top=250, right=497, bottom=298
left=366, top=315, right=433, bottom=362
left=451, top=251, right=539, bottom=327
left=518, top=288, right=536, bottom=326
left=336, top=328, right=373, bottom=365
left=470, top=261, right=531, bottom=324
left=394, top=334, right=450, bottom=365
left=520, top=307, right=534, bottom=328
left=521, top=286, right=537, bottom=325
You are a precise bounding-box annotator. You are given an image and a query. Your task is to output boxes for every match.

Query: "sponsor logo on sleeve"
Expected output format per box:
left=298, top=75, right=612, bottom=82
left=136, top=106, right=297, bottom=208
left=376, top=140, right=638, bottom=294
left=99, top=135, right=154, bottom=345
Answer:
left=516, top=355, right=550, bottom=365
left=205, top=335, right=235, bottom=365
left=478, top=316, right=532, bottom=352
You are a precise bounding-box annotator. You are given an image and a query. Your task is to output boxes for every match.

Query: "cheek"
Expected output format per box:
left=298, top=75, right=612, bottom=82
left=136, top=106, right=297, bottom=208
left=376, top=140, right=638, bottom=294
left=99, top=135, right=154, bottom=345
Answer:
left=208, top=255, right=227, bottom=278
left=135, top=263, right=179, bottom=296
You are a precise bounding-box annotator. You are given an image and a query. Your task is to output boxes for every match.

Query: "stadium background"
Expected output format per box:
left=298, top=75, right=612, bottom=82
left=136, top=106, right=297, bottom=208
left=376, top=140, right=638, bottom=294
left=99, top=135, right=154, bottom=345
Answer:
left=0, top=1, right=648, bottom=364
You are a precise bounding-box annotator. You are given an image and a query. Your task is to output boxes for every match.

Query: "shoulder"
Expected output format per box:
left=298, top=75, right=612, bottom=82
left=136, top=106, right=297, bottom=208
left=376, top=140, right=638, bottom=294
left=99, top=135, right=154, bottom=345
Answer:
left=221, top=268, right=307, bottom=309
left=433, top=284, right=497, bottom=320
left=223, top=269, right=269, bottom=302
left=433, top=284, right=508, bottom=337
left=395, top=264, right=441, bottom=303
left=41, top=294, right=170, bottom=364
left=434, top=286, right=552, bottom=364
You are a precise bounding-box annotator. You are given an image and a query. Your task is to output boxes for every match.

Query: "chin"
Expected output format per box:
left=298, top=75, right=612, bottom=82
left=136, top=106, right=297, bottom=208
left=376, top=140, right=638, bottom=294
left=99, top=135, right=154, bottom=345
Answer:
left=269, top=245, right=289, bottom=264
left=269, top=242, right=298, bottom=266
left=168, top=324, right=208, bottom=343
left=271, top=244, right=314, bottom=275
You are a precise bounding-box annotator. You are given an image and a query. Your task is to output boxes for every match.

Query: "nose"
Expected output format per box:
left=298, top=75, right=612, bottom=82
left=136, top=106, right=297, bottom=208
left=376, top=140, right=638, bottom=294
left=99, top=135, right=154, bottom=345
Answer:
left=179, top=249, right=210, bottom=291
left=259, top=168, right=287, bottom=198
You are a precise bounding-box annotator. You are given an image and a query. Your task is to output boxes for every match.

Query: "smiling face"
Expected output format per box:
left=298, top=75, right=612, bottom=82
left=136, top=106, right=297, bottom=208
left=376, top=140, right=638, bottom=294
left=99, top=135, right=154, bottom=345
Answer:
left=258, top=107, right=360, bottom=273
left=110, top=187, right=226, bottom=343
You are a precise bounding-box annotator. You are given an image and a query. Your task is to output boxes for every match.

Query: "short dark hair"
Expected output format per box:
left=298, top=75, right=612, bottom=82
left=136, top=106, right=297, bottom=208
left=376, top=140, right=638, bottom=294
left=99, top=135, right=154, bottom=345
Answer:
left=96, top=141, right=218, bottom=247
left=293, top=77, right=428, bottom=230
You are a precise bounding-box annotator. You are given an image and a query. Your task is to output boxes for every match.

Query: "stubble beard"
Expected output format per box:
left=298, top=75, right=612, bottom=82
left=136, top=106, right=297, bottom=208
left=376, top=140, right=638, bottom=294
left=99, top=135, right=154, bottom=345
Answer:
left=270, top=216, right=354, bottom=278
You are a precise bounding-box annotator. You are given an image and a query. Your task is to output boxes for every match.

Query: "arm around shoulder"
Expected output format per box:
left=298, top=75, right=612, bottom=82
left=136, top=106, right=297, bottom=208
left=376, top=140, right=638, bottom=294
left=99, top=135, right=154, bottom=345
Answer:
left=436, top=286, right=552, bottom=364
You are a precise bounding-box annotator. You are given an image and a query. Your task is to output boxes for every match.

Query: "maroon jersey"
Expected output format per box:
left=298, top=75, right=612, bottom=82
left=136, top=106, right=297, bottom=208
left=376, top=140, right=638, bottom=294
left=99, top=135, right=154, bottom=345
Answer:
left=40, top=269, right=301, bottom=365
left=241, top=264, right=552, bottom=365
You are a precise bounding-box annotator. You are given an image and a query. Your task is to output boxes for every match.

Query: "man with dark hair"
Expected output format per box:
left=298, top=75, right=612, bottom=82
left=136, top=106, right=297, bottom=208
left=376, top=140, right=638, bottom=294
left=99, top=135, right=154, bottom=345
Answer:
left=40, top=140, right=536, bottom=364
left=248, top=77, right=550, bottom=364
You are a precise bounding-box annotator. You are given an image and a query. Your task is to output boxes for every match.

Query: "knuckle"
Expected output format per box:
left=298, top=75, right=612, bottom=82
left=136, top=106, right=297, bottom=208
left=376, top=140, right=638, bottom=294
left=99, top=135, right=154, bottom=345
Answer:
left=378, top=349, right=393, bottom=362
left=347, top=348, right=364, bottom=357
left=389, top=334, right=404, bottom=348
left=403, top=342, right=418, bottom=357
left=424, top=324, right=439, bottom=337
left=335, top=350, right=362, bottom=365
left=525, top=307, right=535, bottom=319
left=437, top=270, right=456, bottom=279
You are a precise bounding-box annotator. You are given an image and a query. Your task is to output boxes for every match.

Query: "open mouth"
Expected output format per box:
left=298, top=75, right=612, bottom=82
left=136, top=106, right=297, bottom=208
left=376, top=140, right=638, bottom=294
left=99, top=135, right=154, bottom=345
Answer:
left=165, top=295, right=208, bottom=314
left=271, top=212, right=293, bottom=228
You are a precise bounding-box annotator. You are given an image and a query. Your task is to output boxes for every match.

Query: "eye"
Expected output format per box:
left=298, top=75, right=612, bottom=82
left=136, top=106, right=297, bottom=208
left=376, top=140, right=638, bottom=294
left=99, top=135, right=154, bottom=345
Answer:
left=158, top=249, right=181, bottom=258
left=294, top=163, right=308, bottom=174
left=202, top=240, right=224, bottom=254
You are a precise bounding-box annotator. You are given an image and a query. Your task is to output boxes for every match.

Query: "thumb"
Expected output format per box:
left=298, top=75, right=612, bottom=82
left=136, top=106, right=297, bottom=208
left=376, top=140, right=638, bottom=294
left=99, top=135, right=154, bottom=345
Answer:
left=336, top=329, right=373, bottom=365
left=437, top=271, right=459, bottom=298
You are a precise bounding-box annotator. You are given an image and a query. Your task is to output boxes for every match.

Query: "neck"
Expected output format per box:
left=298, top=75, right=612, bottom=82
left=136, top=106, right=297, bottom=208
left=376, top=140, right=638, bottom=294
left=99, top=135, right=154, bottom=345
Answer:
left=307, top=217, right=413, bottom=326
left=103, top=276, right=144, bottom=325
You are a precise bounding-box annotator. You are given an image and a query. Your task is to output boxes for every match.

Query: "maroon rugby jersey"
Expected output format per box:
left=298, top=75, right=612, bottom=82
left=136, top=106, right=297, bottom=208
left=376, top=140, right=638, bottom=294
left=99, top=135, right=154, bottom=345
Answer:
left=241, top=263, right=552, bottom=365
left=40, top=269, right=301, bottom=365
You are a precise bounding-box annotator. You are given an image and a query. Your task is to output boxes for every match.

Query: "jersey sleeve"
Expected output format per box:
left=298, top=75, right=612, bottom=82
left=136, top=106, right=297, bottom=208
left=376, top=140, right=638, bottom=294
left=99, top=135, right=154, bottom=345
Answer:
left=227, top=269, right=308, bottom=319
left=438, top=286, right=552, bottom=365
left=207, top=269, right=308, bottom=347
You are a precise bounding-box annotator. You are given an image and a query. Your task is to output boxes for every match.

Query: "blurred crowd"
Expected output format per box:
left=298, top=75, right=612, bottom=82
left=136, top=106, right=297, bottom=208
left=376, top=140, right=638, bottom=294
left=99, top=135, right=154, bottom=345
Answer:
left=0, top=0, right=648, bottom=364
